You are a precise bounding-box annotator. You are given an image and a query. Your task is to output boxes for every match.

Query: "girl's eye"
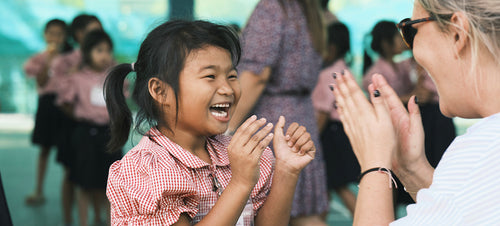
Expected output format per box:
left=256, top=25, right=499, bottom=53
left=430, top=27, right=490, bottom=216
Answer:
left=205, top=75, right=215, bottom=79
left=228, top=74, right=238, bottom=79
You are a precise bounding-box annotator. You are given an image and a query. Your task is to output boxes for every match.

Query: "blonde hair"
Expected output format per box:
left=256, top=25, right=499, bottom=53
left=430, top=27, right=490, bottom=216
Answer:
left=298, top=0, right=327, bottom=55
left=418, top=0, right=500, bottom=69
left=279, top=0, right=327, bottom=56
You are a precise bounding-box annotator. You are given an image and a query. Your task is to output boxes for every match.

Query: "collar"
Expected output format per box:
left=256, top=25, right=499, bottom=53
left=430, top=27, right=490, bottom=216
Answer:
left=148, top=127, right=230, bottom=169
left=466, top=112, right=500, bottom=133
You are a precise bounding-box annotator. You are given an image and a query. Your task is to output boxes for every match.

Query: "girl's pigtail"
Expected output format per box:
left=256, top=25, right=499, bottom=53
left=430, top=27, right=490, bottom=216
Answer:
left=104, top=63, right=133, bottom=152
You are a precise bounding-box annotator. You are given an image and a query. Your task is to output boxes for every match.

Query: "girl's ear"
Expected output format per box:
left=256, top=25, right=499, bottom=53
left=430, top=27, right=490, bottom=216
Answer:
left=449, top=12, right=470, bottom=58
left=148, top=77, right=172, bottom=106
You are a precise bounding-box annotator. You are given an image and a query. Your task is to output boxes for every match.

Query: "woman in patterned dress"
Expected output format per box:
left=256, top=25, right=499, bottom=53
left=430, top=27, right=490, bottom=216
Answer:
left=229, top=0, right=329, bottom=224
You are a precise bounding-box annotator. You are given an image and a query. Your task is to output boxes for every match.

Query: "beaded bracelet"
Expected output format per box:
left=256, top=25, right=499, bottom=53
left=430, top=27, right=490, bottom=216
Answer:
left=358, top=167, right=398, bottom=189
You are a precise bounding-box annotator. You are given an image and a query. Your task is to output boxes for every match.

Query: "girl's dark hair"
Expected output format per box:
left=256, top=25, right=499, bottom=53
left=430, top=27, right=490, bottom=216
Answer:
left=45, top=19, right=66, bottom=32
left=81, top=30, right=113, bottom=67
left=363, top=20, right=398, bottom=74
left=327, top=22, right=351, bottom=63
left=70, top=14, right=101, bottom=43
left=104, top=20, right=241, bottom=152
left=45, top=19, right=73, bottom=53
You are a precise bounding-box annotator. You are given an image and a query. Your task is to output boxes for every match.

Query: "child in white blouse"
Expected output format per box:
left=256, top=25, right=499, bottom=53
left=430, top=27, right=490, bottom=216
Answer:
left=104, top=20, right=317, bottom=225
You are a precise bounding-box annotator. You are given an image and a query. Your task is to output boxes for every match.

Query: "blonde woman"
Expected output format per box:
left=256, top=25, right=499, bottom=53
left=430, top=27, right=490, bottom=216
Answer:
left=331, top=0, right=500, bottom=225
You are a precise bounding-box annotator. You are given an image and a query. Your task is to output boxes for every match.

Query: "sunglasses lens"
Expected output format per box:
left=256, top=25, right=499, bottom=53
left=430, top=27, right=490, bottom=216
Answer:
left=404, top=26, right=417, bottom=49
left=398, top=18, right=415, bottom=49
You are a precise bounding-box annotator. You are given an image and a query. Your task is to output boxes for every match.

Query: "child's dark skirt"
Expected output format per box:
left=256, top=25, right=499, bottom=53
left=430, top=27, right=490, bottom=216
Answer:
left=31, top=94, right=62, bottom=148
left=320, top=120, right=360, bottom=190
left=69, top=121, right=122, bottom=189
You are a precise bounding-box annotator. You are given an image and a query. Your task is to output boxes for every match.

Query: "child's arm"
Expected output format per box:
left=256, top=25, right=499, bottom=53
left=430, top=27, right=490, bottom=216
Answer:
left=174, top=116, right=274, bottom=226
left=255, top=116, right=315, bottom=226
left=24, top=53, right=52, bottom=88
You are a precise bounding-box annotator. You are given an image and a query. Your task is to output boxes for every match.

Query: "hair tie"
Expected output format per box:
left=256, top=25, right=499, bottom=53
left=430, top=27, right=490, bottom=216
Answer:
left=131, top=62, right=135, bottom=71
left=358, top=167, right=398, bottom=189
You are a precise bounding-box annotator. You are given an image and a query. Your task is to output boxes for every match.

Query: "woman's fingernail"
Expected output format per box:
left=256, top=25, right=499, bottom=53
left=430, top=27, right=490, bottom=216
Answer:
left=373, top=90, right=381, bottom=97
left=288, top=141, right=293, bottom=147
left=414, top=96, right=419, bottom=104
left=329, top=85, right=334, bottom=91
left=332, top=73, right=337, bottom=79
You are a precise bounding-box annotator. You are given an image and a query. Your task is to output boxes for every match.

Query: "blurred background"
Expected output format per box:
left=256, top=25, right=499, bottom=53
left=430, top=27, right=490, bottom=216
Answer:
left=0, top=0, right=479, bottom=225
left=0, top=0, right=414, bottom=114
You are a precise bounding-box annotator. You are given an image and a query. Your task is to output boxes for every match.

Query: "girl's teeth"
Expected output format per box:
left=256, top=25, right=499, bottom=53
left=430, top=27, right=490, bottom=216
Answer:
left=212, top=103, right=229, bottom=108
left=211, top=111, right=228, bottom=117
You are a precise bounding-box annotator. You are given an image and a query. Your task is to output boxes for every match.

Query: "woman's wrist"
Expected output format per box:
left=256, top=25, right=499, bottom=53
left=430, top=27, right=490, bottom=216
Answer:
left=395, top=159, right=434, bottom=193
left=360, top=160, right=392, bottom=173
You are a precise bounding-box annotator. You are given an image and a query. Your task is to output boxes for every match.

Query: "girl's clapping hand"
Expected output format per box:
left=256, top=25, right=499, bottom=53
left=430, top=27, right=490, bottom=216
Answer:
left=227, top=115, right=274, bottom=188
left=273, top=116, right=315, bottom=175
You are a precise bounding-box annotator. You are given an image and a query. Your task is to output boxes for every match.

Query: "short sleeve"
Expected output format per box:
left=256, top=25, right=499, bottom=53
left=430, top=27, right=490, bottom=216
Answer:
left=107, top=148, right=199, bottom=225
left=24, top=53, right=46, bottom=78
left=250, top=147, right=275, bottom=214
left=311, top=68, right=336, bottom=114
left=393, top=135, right=500, bottom=225
left=238, top=0, right=284, bottom=75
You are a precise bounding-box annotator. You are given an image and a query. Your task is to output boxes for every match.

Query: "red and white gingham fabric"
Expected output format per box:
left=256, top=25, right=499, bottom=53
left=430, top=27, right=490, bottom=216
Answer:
left=106, top=128, right=275, bottom=225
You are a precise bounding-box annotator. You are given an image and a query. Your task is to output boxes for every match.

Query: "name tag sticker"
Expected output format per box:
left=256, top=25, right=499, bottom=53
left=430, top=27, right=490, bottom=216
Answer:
left=90, top=85, right=106, bottom=107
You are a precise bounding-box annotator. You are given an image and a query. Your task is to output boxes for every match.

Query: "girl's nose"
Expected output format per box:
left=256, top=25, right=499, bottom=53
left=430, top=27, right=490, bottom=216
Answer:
left=217, top=80, right=234, bottom=96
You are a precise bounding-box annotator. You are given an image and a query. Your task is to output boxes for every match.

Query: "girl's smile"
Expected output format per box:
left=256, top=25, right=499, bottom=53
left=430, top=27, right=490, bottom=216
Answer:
left=209, top=102, right=232, bottom=122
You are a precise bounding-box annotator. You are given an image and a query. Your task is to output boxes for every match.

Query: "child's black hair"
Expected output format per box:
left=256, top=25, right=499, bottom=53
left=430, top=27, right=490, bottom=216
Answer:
left=70, top=14, right=101, bottom=43
left=44, top=19, right=73, bottom=53
left=104, top=20, right=241, bottom=152
left=363, top=20, right=399, bottom=74
left=327, top=22, right=351, bottom=64
left=44, top=19, right=66, bottom=33
left=81, top=30, right=113, bottom=67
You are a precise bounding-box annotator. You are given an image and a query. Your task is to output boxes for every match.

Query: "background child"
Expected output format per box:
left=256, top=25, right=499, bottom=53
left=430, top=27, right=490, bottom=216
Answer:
left=104, top=20, right=316, bottom=225
left=51, top=14, right=102, bottom=81
left=311, top=21, right=359, bottom=216
left=363, top=20, right=412, bottom=100
left=23, top=18, right=72, bottom=205
left=50, top=14, right=103, bottom=226
left=57, top=30, right=121, bottom=226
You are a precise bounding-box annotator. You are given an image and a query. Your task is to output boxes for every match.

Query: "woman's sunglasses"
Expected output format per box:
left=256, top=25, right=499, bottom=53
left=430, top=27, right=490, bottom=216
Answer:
left=396, top=16, right=435, bottom=49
